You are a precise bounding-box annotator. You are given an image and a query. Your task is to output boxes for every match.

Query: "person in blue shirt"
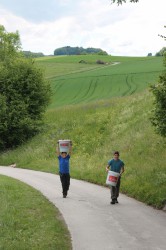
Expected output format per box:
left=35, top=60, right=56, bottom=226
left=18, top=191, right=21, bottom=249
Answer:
left=57, top=142, right=72, bottom=198
left=106, top=151, right=125, bottom=204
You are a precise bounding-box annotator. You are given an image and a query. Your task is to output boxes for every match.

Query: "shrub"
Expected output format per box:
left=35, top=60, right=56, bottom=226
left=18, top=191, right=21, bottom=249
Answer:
left=151, top=53, right=166, bottom=137
left=0, top=58, right=51, bottom=150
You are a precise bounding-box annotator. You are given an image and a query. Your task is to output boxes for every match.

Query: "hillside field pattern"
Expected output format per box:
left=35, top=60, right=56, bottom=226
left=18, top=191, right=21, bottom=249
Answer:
left=36, top=55, right=164, bottom=107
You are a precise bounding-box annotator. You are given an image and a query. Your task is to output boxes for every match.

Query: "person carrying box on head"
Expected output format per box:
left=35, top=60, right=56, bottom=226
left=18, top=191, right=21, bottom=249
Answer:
left=56, top=140, right=72, bottom=198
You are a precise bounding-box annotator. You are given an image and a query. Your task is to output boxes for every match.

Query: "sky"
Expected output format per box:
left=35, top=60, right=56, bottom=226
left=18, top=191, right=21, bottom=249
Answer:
left=0, top=0, right=165, bottom=56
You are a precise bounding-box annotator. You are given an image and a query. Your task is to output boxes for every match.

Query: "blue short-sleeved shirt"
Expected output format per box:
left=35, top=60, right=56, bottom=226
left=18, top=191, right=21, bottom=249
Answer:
left=58, top=155, right=70, bottom=174
left=108, top=159, right=124, bottom=173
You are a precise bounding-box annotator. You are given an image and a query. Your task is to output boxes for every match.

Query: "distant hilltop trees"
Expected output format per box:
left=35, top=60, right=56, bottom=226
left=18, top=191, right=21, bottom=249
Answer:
left=54, top=46, right=108, bottom=56
left=23, top=51, right=45, bottom=58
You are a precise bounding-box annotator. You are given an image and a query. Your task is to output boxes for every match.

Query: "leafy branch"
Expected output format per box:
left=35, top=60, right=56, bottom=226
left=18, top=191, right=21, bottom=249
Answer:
left=111, top=0, right=139, bottom=5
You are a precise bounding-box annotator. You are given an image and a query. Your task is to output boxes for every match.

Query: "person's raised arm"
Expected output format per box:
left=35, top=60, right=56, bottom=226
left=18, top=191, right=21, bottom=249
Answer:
left=56, top=141, right=60, bottom=157
left=69, top=141, right=72, bottom=156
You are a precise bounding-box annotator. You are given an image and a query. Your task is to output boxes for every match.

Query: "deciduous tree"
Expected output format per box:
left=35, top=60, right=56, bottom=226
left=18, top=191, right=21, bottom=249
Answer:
left=0, top=25, right=51, bottom=150
left=151, top=53, right=166, bottom=137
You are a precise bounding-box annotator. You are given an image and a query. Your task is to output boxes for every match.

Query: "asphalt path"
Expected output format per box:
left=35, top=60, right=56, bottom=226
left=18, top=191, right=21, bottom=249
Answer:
left=0, top=166, right=165, bottom=250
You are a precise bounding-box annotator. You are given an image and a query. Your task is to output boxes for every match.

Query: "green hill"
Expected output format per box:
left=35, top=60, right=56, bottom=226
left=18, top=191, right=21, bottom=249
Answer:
left=0, top=55, right=165, bottom=209
left=37, top=55, right=164, bottom=108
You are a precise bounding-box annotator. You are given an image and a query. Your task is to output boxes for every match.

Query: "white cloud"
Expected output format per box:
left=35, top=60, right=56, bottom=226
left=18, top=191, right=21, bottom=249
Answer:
left=0, top=0, right=165, bottom=56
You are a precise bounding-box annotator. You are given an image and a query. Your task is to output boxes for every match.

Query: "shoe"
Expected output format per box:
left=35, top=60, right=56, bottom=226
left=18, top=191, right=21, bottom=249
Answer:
left=63, top=194, right=66, bottom=198
left=110, top=200, right=115, bottom=204
left=115, top=199, right=118, bottom=203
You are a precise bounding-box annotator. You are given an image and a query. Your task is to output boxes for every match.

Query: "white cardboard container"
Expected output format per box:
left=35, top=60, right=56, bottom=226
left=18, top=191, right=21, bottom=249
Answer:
left=58, top=140, right=71, bottom=153
left=106, top=171, right=120, bottom=186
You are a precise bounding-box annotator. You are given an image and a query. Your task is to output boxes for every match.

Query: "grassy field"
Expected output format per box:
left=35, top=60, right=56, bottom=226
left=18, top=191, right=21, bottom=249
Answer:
left=0, top=90, right=165, bottom=208
left=0, top=175, right=71, bottom=250
left=36, top=55, right=164, bottom=108
left=0, top=55, right=165, bottom=209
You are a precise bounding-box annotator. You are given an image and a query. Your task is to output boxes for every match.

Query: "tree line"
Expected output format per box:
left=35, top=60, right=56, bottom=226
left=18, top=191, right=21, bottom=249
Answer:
left=54, top=46, right=108, bottom=56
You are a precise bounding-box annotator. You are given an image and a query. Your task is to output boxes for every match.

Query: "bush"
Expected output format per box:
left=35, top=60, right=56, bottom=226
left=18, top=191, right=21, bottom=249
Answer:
left=96, top=60, right=105, bottom=64
left=0, top=58, right=51, bottom=150
left=151, top=74, right=166, bottom=137
left=151, top=54, right=166, bottom=137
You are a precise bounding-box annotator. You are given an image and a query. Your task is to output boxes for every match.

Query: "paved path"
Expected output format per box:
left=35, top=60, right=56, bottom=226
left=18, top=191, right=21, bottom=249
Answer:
left=0, top=166, right=165, bottom=250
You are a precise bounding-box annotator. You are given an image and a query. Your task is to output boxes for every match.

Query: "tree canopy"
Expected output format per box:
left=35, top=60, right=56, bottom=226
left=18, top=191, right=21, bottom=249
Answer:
left=0, top=25, right=50, bottom=150
left=0, top=25, right=21, bottom=62
left=150, top=25, right=166, bottom=137
left=54, top=46, right=108, bottom=56
left=155, top=47, right=166, bottom=57
left=151, top=62, right=166, bottom=137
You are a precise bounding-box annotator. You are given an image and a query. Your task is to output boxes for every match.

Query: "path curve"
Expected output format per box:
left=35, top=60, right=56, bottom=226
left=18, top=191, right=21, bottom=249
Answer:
left=0, top=166, right=165, bottom=250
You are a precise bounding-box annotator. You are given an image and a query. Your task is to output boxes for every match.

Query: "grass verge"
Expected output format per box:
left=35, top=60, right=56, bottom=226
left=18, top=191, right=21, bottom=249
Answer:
left=0, top=175, right=71, bottom=250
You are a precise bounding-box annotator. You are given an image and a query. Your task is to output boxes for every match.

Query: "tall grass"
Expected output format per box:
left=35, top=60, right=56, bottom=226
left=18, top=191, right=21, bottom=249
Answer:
left=1, top=90, right=165, bottom=208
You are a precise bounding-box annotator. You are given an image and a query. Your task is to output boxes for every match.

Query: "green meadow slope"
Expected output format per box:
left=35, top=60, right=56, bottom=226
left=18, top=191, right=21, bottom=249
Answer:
left=37, top=55, right=164, bottom=108
left=0, top=55, right=165, bottom=208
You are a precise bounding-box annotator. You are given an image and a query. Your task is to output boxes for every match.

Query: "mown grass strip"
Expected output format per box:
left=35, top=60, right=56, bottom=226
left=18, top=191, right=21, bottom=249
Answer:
left=0, top=175, right=71, bottom=250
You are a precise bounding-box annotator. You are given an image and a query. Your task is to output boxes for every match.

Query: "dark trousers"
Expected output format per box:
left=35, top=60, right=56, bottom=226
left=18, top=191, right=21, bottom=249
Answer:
left=59, top=173, right=70, bottom=195
left=111, top=176, right=121, bottom=200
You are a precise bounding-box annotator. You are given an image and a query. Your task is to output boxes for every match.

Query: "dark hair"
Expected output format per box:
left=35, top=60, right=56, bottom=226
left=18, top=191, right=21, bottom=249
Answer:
left=61, top=152, right=67, bottom=154
left=114, top=151, right=119, bottom=156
